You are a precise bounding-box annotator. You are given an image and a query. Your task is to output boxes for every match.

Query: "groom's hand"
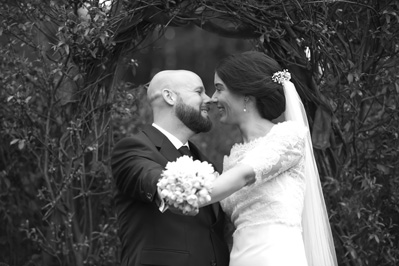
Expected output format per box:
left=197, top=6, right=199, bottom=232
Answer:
left=167, top=205, right=199, bottom=216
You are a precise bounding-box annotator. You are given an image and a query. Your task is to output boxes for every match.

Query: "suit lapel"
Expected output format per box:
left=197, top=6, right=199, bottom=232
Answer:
left=142, top=125, right=181, bottom=162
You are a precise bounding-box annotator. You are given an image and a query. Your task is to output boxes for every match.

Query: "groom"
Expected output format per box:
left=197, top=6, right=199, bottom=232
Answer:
left=111, top=70, right=229, bottom=266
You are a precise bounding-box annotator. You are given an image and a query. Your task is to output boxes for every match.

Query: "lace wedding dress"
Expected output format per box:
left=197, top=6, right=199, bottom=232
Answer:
left=221, top=121, right=309, bottom=266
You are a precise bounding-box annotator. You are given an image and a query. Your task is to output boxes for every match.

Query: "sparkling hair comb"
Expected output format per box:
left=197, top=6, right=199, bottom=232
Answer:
left=272, top=69, right=291, bottom=84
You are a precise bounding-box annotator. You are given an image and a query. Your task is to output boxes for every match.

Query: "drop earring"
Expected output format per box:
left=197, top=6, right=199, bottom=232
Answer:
left=243, top=96, right=249, bottom=112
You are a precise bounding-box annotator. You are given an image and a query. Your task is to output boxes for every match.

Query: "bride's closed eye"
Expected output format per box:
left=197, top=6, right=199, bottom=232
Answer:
left=214, top=84, right=224, bottom=92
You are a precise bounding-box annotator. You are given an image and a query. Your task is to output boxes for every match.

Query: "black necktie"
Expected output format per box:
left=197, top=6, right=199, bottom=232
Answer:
left=178, top=146, right=193, bottom=157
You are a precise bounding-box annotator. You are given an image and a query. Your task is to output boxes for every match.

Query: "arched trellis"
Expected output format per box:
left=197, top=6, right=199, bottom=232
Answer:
left=108, top=0, right=347, bottom=178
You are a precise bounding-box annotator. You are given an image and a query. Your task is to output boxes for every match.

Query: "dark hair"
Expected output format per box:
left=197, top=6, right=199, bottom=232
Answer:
left=215, top=51, right=286, bottom=120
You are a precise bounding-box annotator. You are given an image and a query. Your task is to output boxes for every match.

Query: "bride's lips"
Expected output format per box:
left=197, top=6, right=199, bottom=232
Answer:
left=217, top=105, right=225, bottom=115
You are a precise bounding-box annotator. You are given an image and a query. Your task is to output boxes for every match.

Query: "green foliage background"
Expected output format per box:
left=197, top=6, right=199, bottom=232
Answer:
left=0, top=1, right=398, bottom=266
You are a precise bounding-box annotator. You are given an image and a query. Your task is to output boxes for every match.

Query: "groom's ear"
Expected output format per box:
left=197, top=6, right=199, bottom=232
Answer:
left=162, top=89, right=176, bottom=105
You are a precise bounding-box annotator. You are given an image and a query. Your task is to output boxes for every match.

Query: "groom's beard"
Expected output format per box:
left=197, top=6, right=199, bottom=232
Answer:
left=175, top=100, right=212, bottom=133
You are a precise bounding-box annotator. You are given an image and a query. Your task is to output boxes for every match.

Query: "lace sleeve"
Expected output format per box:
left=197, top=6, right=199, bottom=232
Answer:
left=241, top=123, right=307, bottom=182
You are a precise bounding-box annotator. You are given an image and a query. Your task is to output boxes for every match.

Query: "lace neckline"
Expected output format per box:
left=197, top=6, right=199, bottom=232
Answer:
left=230, top=121, right=288, bottom=153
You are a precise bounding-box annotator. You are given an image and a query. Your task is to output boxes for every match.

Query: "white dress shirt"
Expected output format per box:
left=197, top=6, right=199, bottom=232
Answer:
left=152, top=123, right=189, bottom=149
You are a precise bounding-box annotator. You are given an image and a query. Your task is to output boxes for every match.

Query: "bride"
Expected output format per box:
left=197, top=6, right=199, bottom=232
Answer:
left=202, top=51, right=338, bottom=266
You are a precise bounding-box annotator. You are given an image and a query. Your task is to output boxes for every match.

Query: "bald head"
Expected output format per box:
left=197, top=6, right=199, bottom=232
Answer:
left=147, top=70, right=203, bottom=104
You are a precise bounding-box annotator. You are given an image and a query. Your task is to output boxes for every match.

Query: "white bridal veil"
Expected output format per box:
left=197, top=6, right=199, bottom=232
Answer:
left=273, top=71, right=338, bottom=266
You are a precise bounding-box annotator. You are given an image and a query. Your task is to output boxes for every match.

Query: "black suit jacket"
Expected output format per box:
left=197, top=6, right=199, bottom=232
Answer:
left=111, top=125, right=229, bottom=266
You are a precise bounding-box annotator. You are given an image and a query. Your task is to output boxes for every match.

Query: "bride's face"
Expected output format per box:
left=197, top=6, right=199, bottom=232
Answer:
left=212, top=73, right=245, bottom=125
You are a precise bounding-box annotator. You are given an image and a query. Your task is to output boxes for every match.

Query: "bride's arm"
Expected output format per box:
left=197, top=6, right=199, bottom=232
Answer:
left=201, top=164, right=255, bottom=206
left=201, top=143, right=300, bottom=207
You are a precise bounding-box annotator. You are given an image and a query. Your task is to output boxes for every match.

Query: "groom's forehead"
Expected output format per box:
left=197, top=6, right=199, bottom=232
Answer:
left=177, top=85, right=204, bottom=96
left=179, top=72, right=202, bottom=84
left=176, top=77, right=203, bottom=90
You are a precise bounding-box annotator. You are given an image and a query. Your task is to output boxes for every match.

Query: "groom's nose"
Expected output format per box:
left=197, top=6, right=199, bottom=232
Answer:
left=202, top=92, right=212, bottom=105
left=210, top=92, right=218, bottom=103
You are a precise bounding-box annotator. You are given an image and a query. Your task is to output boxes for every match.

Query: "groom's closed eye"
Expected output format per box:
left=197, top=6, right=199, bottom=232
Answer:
left=196, top=88, right=204, bottom=94
left=194, top=86, right=205, bottom=94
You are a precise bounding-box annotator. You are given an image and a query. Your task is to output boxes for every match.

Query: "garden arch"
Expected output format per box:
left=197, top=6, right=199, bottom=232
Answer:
left=109, top=0, right=342, bottom=177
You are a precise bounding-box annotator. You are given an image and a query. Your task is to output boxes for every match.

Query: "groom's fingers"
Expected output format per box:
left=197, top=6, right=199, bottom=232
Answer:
left=184, top=208, right=199, bottom=216
left=167, top=205, right=199, bottom=216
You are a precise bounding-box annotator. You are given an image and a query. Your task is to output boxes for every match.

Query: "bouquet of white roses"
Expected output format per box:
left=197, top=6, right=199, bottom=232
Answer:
left=157, top=155, right=216, bottom=214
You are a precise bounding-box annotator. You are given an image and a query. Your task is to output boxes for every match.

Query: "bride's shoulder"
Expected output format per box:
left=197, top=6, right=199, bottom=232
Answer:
left=275, top=120, right=303, bottom=128
left=273, top=121, right=308, bottom=138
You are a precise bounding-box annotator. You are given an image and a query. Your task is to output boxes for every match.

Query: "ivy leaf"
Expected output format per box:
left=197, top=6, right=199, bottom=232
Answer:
left=64, top=44, right=70, bottom=55
left=376, top=164, right=390, bottom=175
left=259, top=34, right=265, bottom=44
left=18, top=140, right=26, bottom=150
left=10, top=139, right=19, bottom=145
left=347, top=73, right=353, bottom=84
left=100, top=35, right=106, bottom=44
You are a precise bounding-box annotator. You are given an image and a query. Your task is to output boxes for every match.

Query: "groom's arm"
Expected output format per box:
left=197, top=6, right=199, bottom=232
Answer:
left=111, top=135, right=194, bottom=214
left=111, top=135, right=163, bottom=203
